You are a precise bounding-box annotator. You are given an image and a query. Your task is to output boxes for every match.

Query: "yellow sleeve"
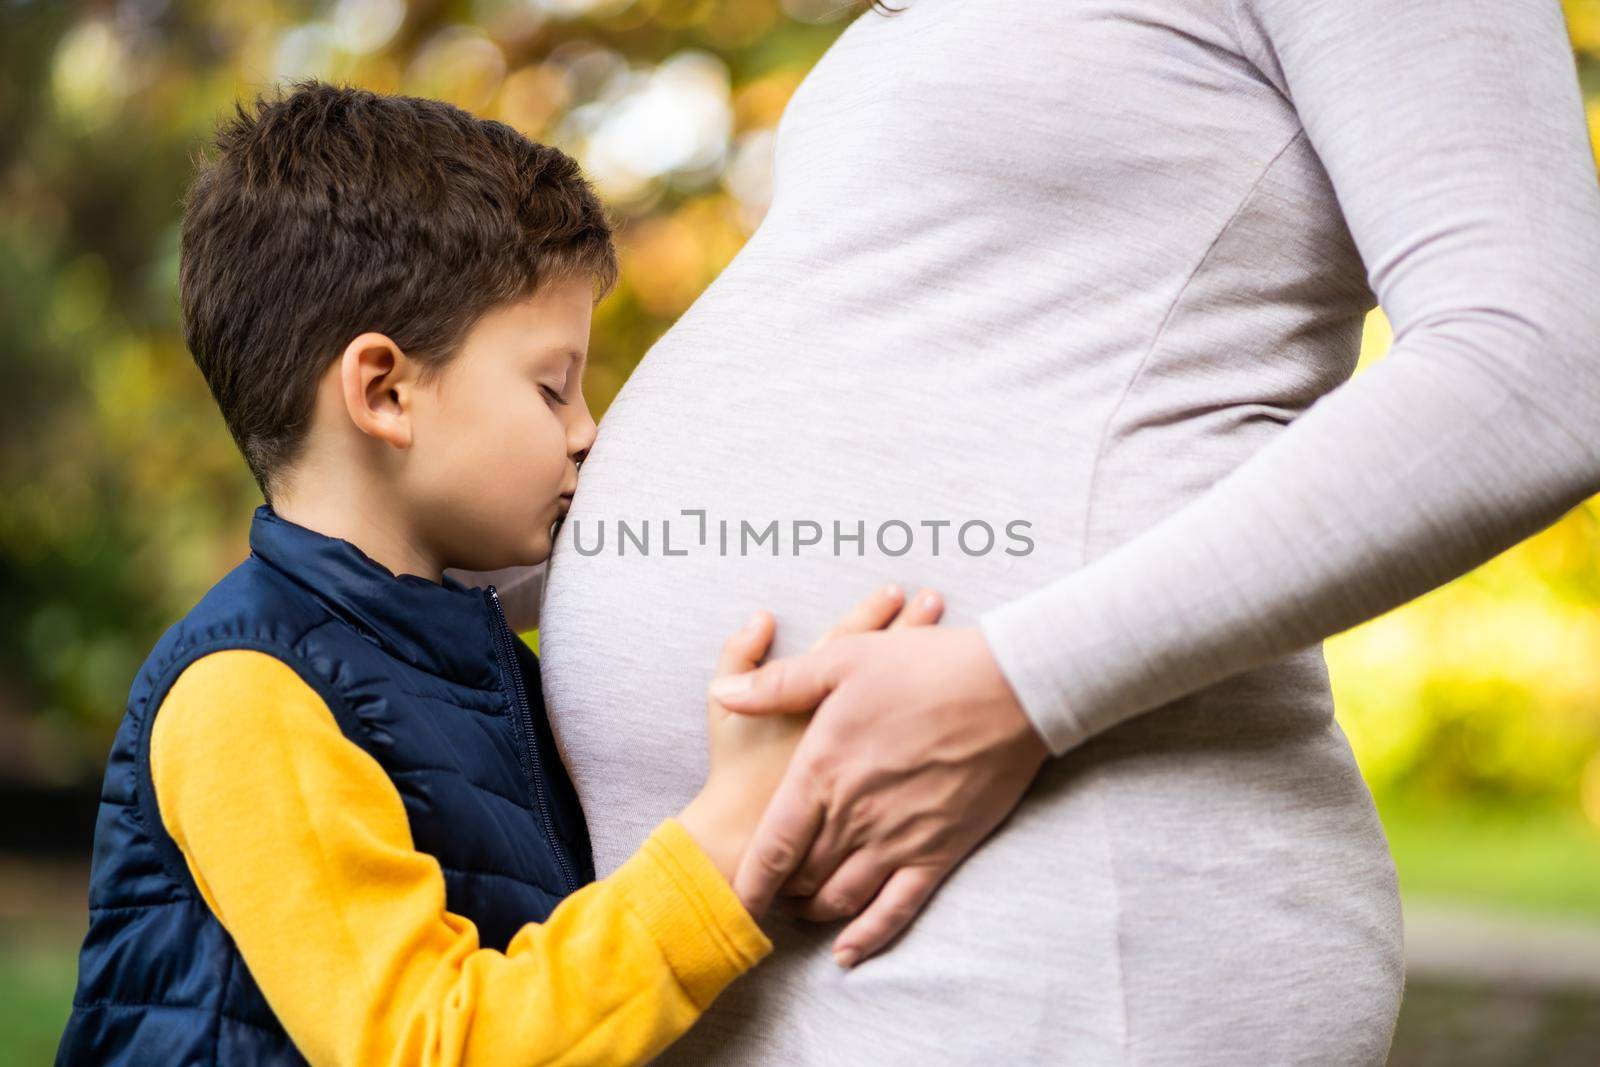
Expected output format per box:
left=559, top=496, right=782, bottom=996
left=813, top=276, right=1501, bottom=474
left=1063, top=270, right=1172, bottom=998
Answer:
left=149, top=649, right=771, bottom=1067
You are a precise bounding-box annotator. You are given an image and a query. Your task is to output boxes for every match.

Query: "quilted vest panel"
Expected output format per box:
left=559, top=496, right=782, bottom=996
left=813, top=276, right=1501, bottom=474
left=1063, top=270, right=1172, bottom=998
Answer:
left=57, top=505, right=594, bottom=1065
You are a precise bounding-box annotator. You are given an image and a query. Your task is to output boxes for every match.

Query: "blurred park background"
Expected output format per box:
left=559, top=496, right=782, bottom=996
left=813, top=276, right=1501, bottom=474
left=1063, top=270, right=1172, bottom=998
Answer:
left=2, top=0, right=1599, bottom=1062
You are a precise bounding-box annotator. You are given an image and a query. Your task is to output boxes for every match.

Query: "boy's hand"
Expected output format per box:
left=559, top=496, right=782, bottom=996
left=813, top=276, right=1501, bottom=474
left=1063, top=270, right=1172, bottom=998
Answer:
left=679, top=584, right=945, bottom=915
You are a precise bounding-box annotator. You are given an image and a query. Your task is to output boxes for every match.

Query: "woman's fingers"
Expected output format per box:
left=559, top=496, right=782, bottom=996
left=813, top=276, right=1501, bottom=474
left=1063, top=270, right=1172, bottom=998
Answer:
left=784, top=847, right=891, bottom=922
left=807, top=584, right=904, bottom=652
left=708, top=650, right=844, bottom=715
left=715, top=610, right=774, bottom=678
left=830, top=863, right=948, bottom=969
left=732, top=765, right=827, bottom=917
left=807, top=584, right=944, bottom=652
left=710, top=585, right=943, bottom=713
left=887, top=588, right=943, bottom=629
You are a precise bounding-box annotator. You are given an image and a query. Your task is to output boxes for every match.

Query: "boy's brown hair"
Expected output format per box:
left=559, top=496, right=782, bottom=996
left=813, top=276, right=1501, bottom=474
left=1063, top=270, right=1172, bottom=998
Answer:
left=179, top=80, right=618, bottom=502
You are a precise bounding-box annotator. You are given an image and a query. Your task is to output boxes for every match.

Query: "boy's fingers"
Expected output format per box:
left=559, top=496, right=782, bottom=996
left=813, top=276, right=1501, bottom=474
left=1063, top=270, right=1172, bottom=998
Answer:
left=715, top=611, right=773, bottom=677
left=887, top=588, right=943, bottom=629
left=808, top=584, right=904, bottom=652
left=830, top=864, right=946, bottom=970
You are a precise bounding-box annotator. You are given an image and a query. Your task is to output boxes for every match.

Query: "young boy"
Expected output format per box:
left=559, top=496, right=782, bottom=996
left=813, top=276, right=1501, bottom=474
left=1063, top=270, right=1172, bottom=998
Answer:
left=55, top=81, right=942, bottom=1066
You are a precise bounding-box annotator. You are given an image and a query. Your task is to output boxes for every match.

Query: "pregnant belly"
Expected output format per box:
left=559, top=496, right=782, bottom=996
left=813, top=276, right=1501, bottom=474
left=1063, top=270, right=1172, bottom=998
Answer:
left=538, top=295, right=1102, bottom=872
left=536, top=299, right=1401, bottom=1060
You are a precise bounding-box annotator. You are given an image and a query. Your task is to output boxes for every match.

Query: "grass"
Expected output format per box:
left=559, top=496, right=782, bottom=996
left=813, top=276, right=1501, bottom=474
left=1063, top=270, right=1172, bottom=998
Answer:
left=0, top=933, right=80, bottom=1066
left=1377, top=795, right=1600, bottom=920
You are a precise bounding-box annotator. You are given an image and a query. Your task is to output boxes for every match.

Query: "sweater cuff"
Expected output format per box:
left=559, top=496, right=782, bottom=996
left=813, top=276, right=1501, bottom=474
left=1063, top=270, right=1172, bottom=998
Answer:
left=612, top=818, right=773, bottom=1010
left=977, top=595, right=1090, bottom=757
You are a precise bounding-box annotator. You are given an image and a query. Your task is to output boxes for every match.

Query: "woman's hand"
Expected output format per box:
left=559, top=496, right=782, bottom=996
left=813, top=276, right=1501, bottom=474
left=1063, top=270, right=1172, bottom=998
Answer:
left=707, top=624, right=1049, bottom=967
left=678, top=583, right=946, bottom=916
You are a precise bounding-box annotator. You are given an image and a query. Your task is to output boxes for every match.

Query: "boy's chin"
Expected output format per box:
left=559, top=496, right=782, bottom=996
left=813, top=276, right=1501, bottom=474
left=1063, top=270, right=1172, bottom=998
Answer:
left=510, top=531, right=555, bottom=570
left=443, top=533, right=554, bottom=577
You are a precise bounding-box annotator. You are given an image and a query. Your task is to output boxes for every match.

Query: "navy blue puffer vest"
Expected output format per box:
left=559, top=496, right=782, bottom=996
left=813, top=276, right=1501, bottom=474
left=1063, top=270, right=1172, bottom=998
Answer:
left=57, top=504, right=594, bottom=1065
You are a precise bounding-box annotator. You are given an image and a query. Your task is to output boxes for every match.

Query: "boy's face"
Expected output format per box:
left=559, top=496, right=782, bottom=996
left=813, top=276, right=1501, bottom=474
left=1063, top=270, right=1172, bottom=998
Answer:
left=404, top=275, right=597, bottom=573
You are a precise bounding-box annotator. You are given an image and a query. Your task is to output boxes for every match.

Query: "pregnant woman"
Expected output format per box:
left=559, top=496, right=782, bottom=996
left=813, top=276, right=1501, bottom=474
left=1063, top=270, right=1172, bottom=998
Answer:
left=533, top=1, right=1600, bottom=1062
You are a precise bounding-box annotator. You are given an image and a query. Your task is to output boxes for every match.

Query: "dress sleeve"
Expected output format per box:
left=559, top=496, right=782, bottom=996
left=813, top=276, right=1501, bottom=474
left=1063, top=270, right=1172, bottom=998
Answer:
left=978, top=0, right=1600, bottom=754
left=149, top=649, right=771, bottom=1067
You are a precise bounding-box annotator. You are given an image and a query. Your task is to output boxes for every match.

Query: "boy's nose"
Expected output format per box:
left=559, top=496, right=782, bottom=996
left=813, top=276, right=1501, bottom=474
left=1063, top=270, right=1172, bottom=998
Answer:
left=569, top=412, right=597, bottom=460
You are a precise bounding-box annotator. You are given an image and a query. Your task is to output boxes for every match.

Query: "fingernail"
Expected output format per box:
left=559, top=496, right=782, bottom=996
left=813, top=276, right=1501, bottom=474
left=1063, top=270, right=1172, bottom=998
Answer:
left=710, top=674, right=752, bottom=701
left=921, top=592, right=940, bottom=611
left=883, top=584, right=903, bottom=600
left=834, top=947, right=860, bottom=970
left=744, top=612, right=763, bottom=632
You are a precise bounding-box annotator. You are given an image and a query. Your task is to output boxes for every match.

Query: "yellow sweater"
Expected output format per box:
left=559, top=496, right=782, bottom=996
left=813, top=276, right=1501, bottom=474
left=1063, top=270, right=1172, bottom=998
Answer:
left=148, top=649, right=772, bottom=1067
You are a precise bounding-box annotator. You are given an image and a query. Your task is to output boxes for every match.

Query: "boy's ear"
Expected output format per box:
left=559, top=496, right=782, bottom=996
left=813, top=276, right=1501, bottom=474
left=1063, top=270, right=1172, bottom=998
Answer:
left=338, top=332, right=416, bottom=449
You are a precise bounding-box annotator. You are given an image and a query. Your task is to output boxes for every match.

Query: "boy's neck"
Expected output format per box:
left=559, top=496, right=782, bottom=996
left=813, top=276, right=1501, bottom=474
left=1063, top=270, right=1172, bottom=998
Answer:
left=271, top=490, right=446, bottom=586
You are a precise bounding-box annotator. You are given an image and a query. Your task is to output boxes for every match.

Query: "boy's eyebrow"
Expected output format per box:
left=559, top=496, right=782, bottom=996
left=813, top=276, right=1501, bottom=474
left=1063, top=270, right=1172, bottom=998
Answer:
left=531, top=346, right=584, bottom=373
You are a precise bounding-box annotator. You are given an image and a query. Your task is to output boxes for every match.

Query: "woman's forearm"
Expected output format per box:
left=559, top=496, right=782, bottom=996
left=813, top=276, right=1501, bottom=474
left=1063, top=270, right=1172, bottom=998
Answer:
left=979, top=0, right=1600, bottom=754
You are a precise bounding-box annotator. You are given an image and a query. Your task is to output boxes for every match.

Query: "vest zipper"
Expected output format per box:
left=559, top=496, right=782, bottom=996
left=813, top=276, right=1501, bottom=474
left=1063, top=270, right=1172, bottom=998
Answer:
left=486, top=585, right=580, bottom=894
